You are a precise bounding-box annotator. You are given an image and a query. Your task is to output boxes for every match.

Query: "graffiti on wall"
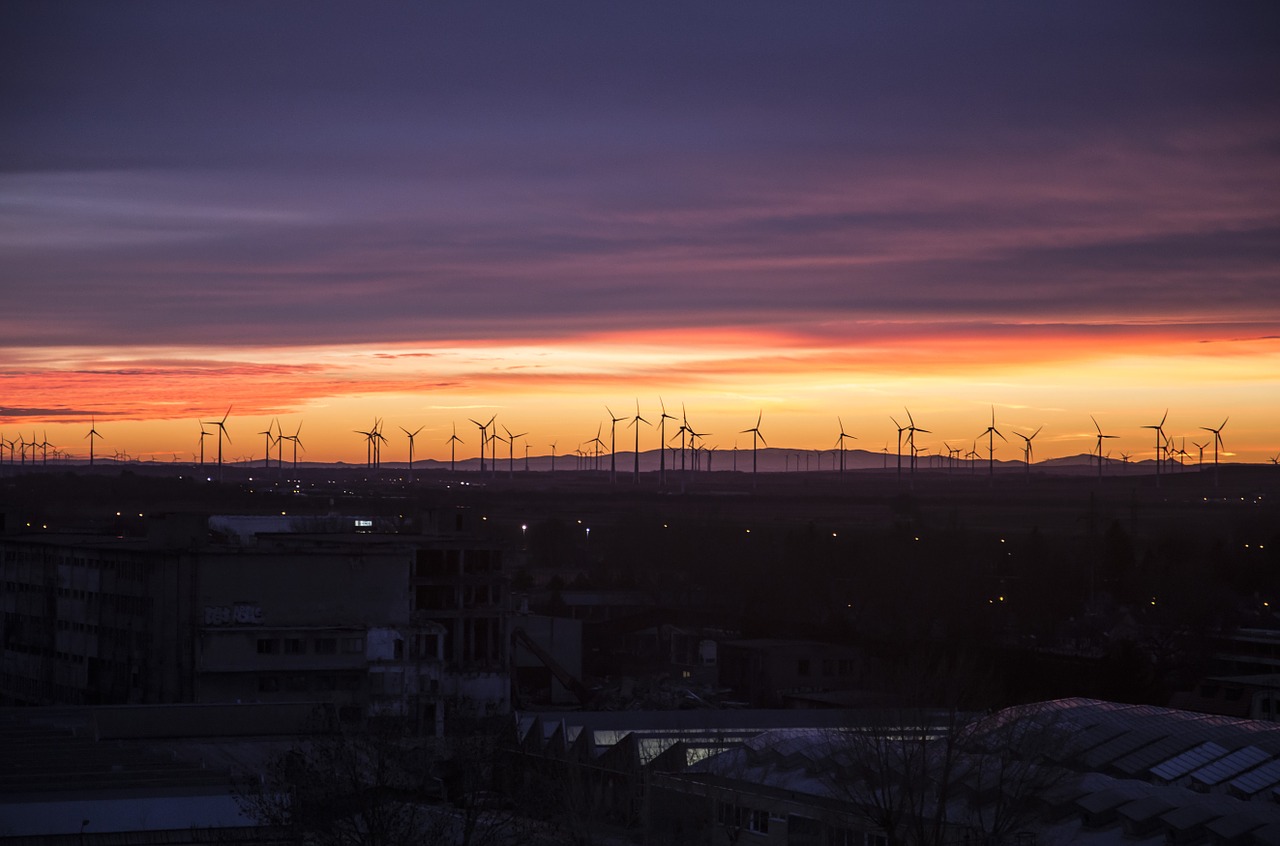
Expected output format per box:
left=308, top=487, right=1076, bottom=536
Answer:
left=204, top=603, right=263, bottom=626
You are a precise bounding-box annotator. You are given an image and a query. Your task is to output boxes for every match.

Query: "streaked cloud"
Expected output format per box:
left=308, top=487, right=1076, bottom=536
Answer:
left=1, top=2, right=1277, bottom=460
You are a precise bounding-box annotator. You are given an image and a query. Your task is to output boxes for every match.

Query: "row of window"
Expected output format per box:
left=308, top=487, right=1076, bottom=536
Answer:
left=256, top=636, right=364, bottom=656
left=5, top=612, right=144, bottom=646
left=3, top=582, right=152, bottom=614
left=796, top=658, right=857, bottom=677
left=716, top=801, right=770, bottom=834
left=257, top=672, right=364, bottom=693
left=2, top=554, right=149, bottom=579
left=413, top=548, right=502, bottom=578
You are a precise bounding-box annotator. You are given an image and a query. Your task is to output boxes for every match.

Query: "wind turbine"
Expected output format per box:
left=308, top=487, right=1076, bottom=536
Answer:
left=1200, top=417, right=1227, bottom=488
left=1174, top=437, right=1190, bottom=470
left=354, top=425, right=375, bottom=469
left=502, top=425, right=526, bottom=478
left=548, top=440, right=557, bottom=472
left=1090, top=416, right=1119, bottom=480
left=740, top=411, right=766, bottom=487
left=835, top=417, right=856, bottom=476
left=589, top=423, right=606, bottom=473
left=890, top=416, right=906, bottom=482
left=373, top=419, right=388, bottom=471
left=258, top=420, right=278, bottom=470
left=85, top=416, right=103, bottom=467
left=904, top=408, right=929, bottom=478
left=489, top=418, right=501, bottom=477
left=675, top=405, right=692, bottom=474
left=1141, top=410, right=1169, bottom=487
left=1192, top=440, right=1207, bottom=467
left=468, top=415, right=494, bottom=474
left=605, top=406, right=625, bottom=483
left=1014, top=426, right=1042, bottom=482
left=197, top=422, right=210, bottom=468
left=628, top=400, right=649, bottom=483
left=688, top=424, right=710, bottom=477
left=285, top=421, right=305, bottom=472
left=447, top=424, right=464, bottom=473
left=977, top=406, right=1005, bottom=480
left=657, top=399, right=677, bottom=486
left=206, top=407, right=232, bottom=482
left=401, top=425, right=423, bottom=481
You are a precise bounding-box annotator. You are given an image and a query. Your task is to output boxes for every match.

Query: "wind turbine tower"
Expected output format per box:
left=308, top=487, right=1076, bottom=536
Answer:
left=1091, top=416, right=1119, bottom=480
left=1200, top=417, right=1227, bottom=488
left=207, top=407, right=232, bottom=482
left=904, top=409, right=929, bottom=480
left=605, top=406, right=624, bottom=483
left=85, top=416, right=103, bottom=467
left=468, top=416, right=494, bottom=474
left=890, top=416, right=906, bottom=483
left=835, top=417, right=856, bottom=476
left=978, top=406, right=1005, bottom=480
left=740, top=411, right=767, bottom=488
left=1014, top=426, right=1041, bottom=483
left=628, top=400, right=649, bottom=483
left=401, top=425, right=423, bottom=481
left=258, top=420, right=277, bottom=470
left=1141, top=410, right=1169, bottom=487
left=447, top=424, right=464, bottom=473
left=658, top=399, right=676, bottom=486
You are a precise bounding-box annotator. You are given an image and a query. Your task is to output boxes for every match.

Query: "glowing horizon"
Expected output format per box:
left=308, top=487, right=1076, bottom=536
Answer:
left=3, top=324, right=1277, bottom=465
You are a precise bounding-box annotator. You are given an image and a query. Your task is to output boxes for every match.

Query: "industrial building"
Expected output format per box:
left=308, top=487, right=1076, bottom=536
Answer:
left=0, top=509, right=510, bottom=730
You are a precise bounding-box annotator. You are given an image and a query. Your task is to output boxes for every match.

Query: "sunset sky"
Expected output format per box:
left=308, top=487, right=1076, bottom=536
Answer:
left=3, top=2, right=1279, bottom=465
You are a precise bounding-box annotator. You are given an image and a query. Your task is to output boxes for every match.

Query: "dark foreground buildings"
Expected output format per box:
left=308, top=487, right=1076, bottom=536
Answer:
left=0, top=509, right=509, bottom=729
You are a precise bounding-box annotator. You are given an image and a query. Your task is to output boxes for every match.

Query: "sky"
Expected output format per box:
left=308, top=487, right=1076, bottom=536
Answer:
left=2, top=2, right=1279, bottom=465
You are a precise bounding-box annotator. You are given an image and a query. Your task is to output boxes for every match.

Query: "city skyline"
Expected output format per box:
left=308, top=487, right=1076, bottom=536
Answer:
left=3, top=3, right=1278, bottom=463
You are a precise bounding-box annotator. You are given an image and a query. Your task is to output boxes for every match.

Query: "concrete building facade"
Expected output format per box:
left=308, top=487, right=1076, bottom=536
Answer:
left=0, top=512, right=510, bottom=730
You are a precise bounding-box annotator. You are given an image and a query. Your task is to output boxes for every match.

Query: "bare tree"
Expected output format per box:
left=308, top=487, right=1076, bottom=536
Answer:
left=236, top=712, right=534, bottom=846
left=235, top=715, right=449, bottom=846
left=825, top=702, right=1074, bottom=846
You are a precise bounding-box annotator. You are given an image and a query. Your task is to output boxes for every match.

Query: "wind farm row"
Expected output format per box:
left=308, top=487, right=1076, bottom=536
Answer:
left=2, top=402, right=1277, bottom=485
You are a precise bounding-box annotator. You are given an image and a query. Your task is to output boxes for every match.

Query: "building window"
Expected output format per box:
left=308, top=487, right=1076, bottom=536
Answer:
left=283, top=638, right=305, bottom=655
left=256, top=638, right=278, bottom=655
left=344, top=637, right=364, bottom=654
left=797, top=658, right=811, bottom=677
left=716, top=802, right=768, bottom=835
left=258, top=675, right=280, bottom=692
left=314, top=638, right=337, bottom=654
